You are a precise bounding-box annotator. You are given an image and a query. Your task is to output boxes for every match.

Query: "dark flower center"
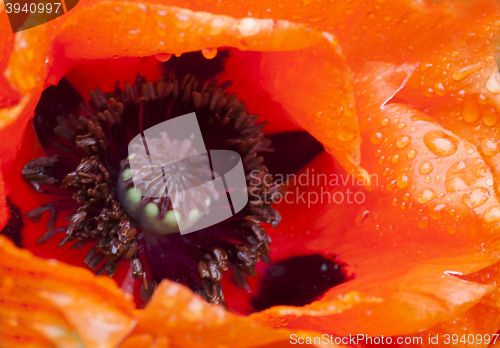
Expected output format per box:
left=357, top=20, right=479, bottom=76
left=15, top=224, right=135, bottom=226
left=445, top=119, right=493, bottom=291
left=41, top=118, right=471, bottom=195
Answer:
left=20, top=67, right=282, bottom=304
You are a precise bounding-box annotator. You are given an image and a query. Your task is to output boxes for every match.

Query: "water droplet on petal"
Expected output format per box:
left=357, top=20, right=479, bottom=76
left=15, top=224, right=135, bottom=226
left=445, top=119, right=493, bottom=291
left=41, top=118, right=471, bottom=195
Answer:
left=462, top=100, right=480, bottom=123
left=407, top=149, right=417, bottom=159
left=462, top=187, right=489, bottom=208
left=381, top=118, right=390, bottom=126
left=481, top=138, right=499, bottom=157
left=429, top=203, right=445, bottom=219
left=478, top=94, right=487, bottom=105
left=485, top=74, right=500, bottom=95
left=484, top=206, right=500, bottom=223
left=371, top=132, right=383, bottom=145
left=434, top=82, right=446, bottom=96
left=419, top=161, right=433, bottom=174
left=417, top=187, right=437, bottom=204
left=397, top=174, right=410, bottom=188
left=391, top=155, right=400, bottom=163
left=336, top=126, right=356, bottom=142
left=175, top=11, right=193, bottom=29
left=447, top=224, right=457, bottom=234
left=308, top=14, right=325, bottom=22
left=201, top=48, right=218, bottom=60
left=452, top=62, right=483, bottom=81
left=464, top=144, right=476, bottom=155
left=128, top=29, right=141, bottom=39
left=482, top=107, right=498, bottom=127
left=155, top=53, right=172, bottom=62
left=417, top=217, right=429, bottom=228
left=424, top=130, right=458, bottom=157
left=446, top=176, right=467, bottom=192
left=445, top=161, right=473, bottom=192
left=396, top=136, right=411, bottom=148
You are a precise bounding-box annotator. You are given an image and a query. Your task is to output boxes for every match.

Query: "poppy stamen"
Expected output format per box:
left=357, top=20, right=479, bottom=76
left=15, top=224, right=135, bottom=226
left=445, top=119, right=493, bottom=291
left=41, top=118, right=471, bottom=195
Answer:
left=22, top=68, right=282, bottom=304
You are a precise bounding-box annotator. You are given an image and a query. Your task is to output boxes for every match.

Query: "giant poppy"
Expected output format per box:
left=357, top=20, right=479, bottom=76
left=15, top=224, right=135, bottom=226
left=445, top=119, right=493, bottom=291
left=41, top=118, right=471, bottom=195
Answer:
left=2, top=0, right=500, bottom=347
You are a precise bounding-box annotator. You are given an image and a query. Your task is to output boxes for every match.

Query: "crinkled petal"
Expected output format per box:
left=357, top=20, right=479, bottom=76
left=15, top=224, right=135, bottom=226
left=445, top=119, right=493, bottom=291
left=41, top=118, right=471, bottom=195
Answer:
left=0, top=0, right=332, bottom=170
left=220, top=44, right=366, bottom=180
left=250, top=56, right=500, bottom=339
left=121, top=280, right=345, bottom=348
left=0, top=236, right=137, bottom=348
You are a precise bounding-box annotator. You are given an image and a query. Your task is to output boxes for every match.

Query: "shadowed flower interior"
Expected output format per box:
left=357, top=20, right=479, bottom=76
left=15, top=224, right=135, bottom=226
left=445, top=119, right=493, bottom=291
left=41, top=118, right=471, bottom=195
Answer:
left=5, top=51, right=343, bottom=308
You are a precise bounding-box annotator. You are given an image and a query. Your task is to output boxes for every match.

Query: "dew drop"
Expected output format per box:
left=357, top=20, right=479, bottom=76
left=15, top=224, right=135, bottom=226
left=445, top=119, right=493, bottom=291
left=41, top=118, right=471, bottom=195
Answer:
left=175, top=12, right=193, bottom=29
left=407, top=149, right=417, bottom=159
left=445, top=161, right=472, bottom=192
left=337, top=127, right=355, bottom=142
left=435, top=175, right=441, bottom=182
left=128, top=29, right=141, bottom=39
left=485, top=74, right=500, bottom=95
left=381, top=118, right=390, bottom=126
left=424, top=176, right=431, bottom=183
left=429, top=203, right=445, bottom=219
left=462, top=100, right=480, bottom=123
left=482, top=107, right=498, bottom=127
left=371, top=132, right=383, bottom=145
left=155, top=53, right=172, bottom=62
left=446, top=176, right=467, bottom=192
left=434, top=82, right=446, bottom=96
left=462, top=187, right=490, bottom=208
left=420, top=63, right=432, bottom=72
left=417, top=217, right=429, bottom=228
left=464, top=144, right=476, bottom=155
left=396, top=136, right=411, bottom=149
left=419, top=161, right=433, bottom=174
left=481, top=138, right=499, bottom=157
left=447, top=224, right=457, bottom=234
left=396, top=174, right=410, bottom=188
left=478, top=94, right=487, bottom=105
left=391, top=155, right=400, bottom=164
left=201, top=48, right=218, bottom=60
left=483, top=206, right=500, bottom=223
left=451, top=62, right=483, bottom=81
left=424, top=130, right=458, bottom=157
left=308, top=14, right=325, bottom=22
left=398, top=122, right=406, bottom=129
left=155, top=22, right=167, bottom=36
left=417, top=187, right=437, bottom=204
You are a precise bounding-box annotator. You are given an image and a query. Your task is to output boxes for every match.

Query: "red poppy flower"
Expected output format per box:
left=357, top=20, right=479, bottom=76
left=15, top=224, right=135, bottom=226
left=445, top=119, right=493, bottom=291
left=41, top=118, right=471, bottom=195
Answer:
left=2, top=0, right=500, bottom=347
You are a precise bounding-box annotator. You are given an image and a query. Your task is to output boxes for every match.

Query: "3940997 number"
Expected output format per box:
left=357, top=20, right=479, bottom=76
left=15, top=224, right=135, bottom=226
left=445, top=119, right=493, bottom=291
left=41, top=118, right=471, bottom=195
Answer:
left=443, top=333, right=499, bottom=345
left=5, top=2, right=62, bottom=14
